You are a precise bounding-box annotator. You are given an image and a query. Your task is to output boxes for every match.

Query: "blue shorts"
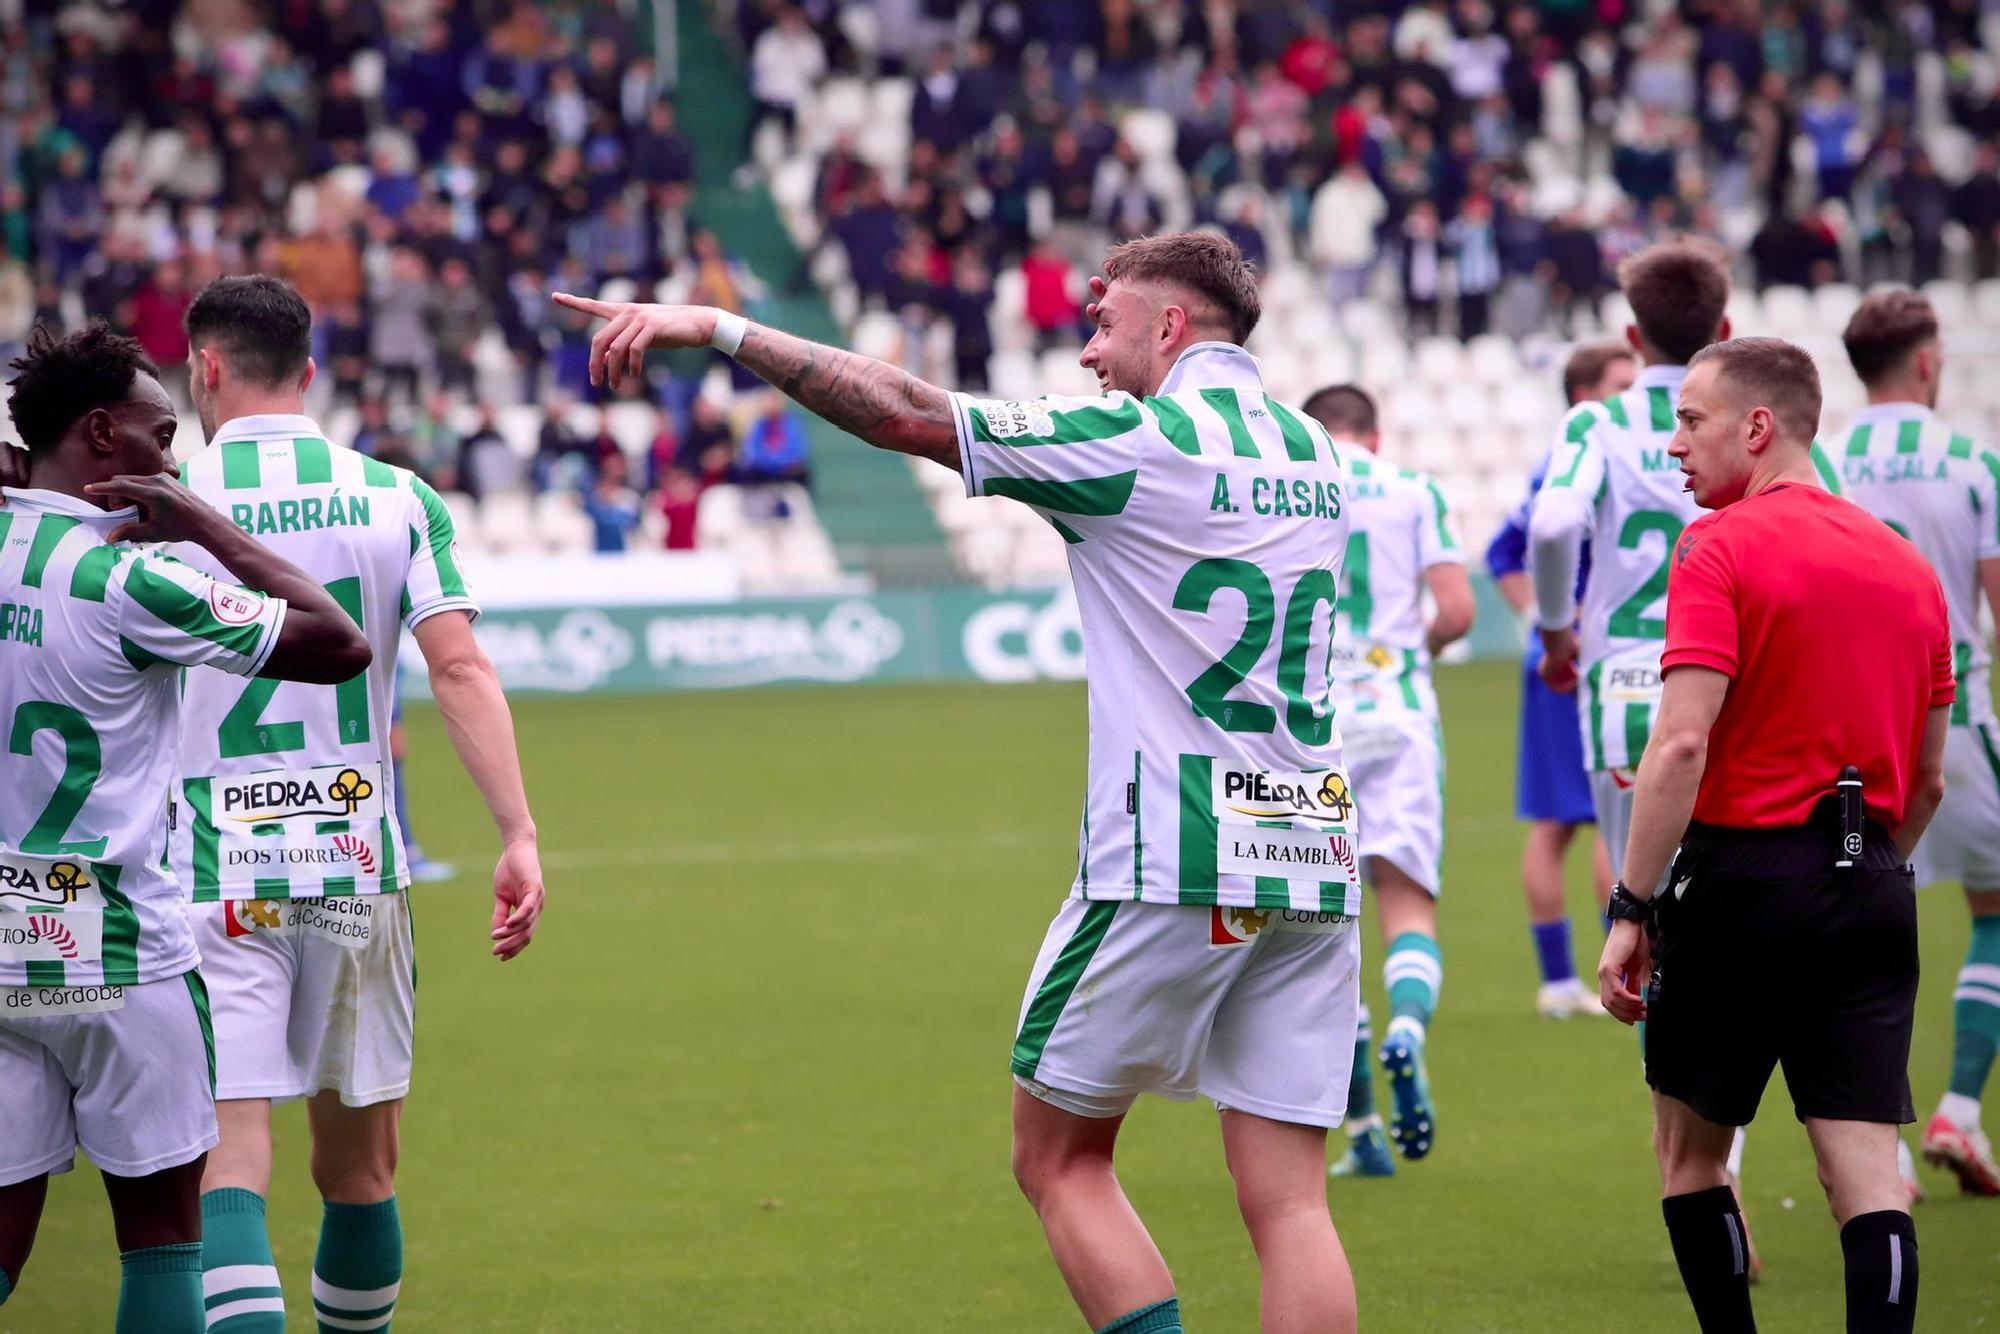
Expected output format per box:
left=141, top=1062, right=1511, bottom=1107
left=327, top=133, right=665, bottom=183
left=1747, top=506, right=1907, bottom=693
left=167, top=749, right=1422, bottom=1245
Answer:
left=1516, top=641, right=1596, bottom=825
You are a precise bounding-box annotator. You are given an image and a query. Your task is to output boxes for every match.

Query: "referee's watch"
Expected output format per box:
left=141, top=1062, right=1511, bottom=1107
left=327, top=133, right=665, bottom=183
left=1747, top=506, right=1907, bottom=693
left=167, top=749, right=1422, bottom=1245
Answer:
left=1606, top=881, right=1654, bottom=925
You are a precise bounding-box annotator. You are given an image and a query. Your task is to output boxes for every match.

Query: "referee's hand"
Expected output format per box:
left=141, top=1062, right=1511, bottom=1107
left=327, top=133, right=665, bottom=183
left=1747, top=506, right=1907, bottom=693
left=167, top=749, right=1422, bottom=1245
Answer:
left=1596, top=919, right=1651, bottom=1025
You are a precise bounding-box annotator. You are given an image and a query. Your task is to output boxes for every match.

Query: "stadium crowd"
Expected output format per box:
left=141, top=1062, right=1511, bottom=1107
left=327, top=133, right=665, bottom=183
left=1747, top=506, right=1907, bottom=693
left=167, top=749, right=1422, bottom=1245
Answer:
left=759, top=0, right=2000, bottom=348
left=0, top=0, right=819, bottom=555
left=9, top=0, right=2000, bottom=561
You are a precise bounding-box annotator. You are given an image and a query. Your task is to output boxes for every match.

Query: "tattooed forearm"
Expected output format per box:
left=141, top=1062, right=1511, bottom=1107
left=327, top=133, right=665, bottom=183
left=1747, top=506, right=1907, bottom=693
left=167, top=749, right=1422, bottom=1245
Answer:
left=735, top=323, right=961, bottom=471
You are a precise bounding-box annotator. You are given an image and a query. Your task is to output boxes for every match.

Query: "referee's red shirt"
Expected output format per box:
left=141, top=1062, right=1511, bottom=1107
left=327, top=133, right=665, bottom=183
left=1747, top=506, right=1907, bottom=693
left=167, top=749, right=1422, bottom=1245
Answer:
left=1662, top=482, right=1955, bottom=829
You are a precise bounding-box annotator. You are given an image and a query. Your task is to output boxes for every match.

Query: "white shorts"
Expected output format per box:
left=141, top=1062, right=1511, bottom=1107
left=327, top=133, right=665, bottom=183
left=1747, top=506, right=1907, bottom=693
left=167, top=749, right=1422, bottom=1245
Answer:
left=0, top=973, right=217, bottom=1184
left=1011, top=898, right=1362, bottom=1128
left=1915, top=721, right=2000, bottom=890
left=192, top=893, right=415, bottom=1108
left=1347, top=712, right=1444, bottom=895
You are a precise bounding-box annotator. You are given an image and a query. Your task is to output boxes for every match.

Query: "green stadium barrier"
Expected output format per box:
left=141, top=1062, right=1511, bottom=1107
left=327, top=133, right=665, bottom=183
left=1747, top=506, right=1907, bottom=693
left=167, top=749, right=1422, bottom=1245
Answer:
left=400, top=575, right=1528, bottom=698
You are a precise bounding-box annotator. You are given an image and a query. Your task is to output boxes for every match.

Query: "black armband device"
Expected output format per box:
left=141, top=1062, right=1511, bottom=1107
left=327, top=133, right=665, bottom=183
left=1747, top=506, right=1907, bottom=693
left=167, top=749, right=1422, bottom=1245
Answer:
left=1606, top=881, right=1653, bottom=924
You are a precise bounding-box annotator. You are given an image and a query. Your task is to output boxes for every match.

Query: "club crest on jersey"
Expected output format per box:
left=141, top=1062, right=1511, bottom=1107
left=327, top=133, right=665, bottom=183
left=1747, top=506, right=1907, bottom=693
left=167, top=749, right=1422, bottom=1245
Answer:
left=223, top=899, right=284, bottom=937
left=223, top=767, right=377, bottom=823
left=1211, top=905, right=1271, bottom=946
left=0, top=859, right=89, bottom=908
left=208, top=585, right=266, bottom=626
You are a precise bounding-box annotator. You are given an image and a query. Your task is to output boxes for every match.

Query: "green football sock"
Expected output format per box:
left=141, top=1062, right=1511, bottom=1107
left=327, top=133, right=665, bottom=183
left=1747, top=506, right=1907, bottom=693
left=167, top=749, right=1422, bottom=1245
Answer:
left=1346, top=1001, right=1376, bottom=1119
left=117, top=1242, right=203, bottom=1334
left=314, top=1197, right=402, bottom=1333
left=202, top=1188, right=285, bottom=1332
left=1094, top=1297, right=1183, bottom=1334
left=1949, top=914, right=2000, bottom=1101
left=1384, top=931, right=1442, bottom=1037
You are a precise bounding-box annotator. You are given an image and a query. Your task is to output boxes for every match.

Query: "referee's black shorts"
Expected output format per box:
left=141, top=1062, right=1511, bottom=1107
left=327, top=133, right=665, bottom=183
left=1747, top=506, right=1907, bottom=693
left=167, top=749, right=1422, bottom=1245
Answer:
left=1643, top=816, right=1918, bottom=1127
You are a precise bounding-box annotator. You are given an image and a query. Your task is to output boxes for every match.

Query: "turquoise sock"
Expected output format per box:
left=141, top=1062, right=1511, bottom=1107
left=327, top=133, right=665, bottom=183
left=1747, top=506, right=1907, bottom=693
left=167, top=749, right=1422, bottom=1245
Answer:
left=314, top=1197, right=402, bottom=1333
left=1384, top=931, right=1442, bottom=1035
left=1345, top=1001, right=1376, bottom=1118
left=1949, top=914, right=2000, bottom=1100
left=0, top=1263, right=12, bottom=1305
left=1094, top=1297, right=1183, bottom=1334
left=117, top=1242, right=203, bottom=1334
left=202, top=1187, right=285, bottom=1332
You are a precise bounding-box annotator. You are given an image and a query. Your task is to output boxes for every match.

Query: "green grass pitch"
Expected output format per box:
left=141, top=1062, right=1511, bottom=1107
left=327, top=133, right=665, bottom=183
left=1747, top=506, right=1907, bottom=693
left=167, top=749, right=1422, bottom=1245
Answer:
left=11, top=661, right=1998, bottom=1331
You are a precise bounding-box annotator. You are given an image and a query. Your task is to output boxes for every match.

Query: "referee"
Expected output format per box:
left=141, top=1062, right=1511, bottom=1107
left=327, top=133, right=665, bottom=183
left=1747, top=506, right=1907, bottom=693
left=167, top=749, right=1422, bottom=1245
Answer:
left=1596, top=337, right=1954, bottom=1334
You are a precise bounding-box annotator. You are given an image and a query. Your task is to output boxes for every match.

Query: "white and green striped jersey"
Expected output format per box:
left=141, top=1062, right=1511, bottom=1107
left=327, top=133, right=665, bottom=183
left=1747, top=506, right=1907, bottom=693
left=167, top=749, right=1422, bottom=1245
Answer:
left=1328, top=443, right=1464, bottom=721
left=1531, top=365, right=1702, bottom=772
left=1834, top=402, right=2000, bottom=728
left=1532, top=365, right=1844, bottom=771
left=952, top=341, right=1360, bottom=913
left=168, top=415, right=478, bottom=901
left=0, top=488, right=285, bottom=985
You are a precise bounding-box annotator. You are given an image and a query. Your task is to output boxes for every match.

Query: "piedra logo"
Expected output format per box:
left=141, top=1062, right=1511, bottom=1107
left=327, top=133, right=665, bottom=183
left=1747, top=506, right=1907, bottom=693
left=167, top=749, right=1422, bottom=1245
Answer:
left=224, top=769, right=375, bottom=823
left=0, top=860, right=90, bottom=908
left=1221, top=769, right=1354, bottom=827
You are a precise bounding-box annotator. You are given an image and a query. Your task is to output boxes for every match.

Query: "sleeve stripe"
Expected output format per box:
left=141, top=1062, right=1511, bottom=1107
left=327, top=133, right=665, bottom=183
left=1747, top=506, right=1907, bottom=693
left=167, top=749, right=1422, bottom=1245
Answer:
left=1981, top=450, right=2000, bottom=546
left=981, top=471, right=1139, bottom=516
left=1199, top=388, right=1260, bottom=457
left=1810, top=442, right=1841, bottom=494
left=1547, top=409, right=1600, bottom=490
left=1265, top=398, right=1318, bottom=462
left=412, top=480, right=469, bottom=599
left=21, top=516, right=78, bottom=588
left=123, top=560, right=266, bottom=655
left=1148, top=396, right=1202, bottom=456
left=67, top=545, right=121, bottom=602
left=1604, top=396, right=1630, bottom=429
left=1425, top=478, right=1460, bottom=551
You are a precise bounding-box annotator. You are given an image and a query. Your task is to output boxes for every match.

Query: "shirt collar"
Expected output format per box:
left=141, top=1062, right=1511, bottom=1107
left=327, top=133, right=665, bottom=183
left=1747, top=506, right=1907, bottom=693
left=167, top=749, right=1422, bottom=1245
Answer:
left=1848, top=400, right=1937, bottom=425
left=1155, top=341, right=1266, bottom=396
left=0, top=487, right=137, bottom=534
left=209, top=413, right=324, bottom=444
left=1635, top=364, right=1686, bottom=390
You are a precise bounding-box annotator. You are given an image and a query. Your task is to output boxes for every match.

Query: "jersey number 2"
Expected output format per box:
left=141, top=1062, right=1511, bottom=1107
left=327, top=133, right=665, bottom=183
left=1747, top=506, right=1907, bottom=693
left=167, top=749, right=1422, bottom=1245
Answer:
left=8, top=701, right=109, bottom=856
left=1607, top=510, right=1684, bottom=640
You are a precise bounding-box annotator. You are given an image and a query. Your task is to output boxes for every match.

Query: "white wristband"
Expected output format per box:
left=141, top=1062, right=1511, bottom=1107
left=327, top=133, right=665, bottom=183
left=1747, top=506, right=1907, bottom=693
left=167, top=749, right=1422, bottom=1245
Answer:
left=709, top=310, right=747, bottom=356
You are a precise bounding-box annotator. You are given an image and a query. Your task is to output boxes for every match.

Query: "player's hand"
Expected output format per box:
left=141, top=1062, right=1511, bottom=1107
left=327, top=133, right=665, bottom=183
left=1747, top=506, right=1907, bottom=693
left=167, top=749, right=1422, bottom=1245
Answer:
left=550, top=293, right=719, bottom=392
left=0, top=444, right=27, bottom=496
left=1538, top=626, right=1580, bottom=693
left=83, top=471, right=216, bottom=545
left=489, top=837, right=545, bottom=961
left=1596, top=918, right=1651, bottom=1024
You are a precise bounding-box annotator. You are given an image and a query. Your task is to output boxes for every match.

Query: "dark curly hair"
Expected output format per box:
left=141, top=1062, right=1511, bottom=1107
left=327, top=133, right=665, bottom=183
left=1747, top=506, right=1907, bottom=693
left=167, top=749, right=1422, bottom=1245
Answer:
left=7, top=323, right=160, bottom=455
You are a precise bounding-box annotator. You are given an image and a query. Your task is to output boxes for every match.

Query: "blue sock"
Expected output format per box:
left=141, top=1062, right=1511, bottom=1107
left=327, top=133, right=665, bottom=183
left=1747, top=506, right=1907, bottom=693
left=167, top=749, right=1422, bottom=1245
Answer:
left=1094, top=1297, right=1183, bottom=1334
left=0, top=1263, right=12, bottom=1305
left=1532, top=919, right=1575, bottom=984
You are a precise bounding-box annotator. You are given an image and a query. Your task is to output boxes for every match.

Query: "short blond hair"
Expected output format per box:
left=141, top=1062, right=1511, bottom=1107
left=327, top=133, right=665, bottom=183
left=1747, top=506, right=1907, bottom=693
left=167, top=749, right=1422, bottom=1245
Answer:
left=1687, top=337, right=1823, bottom=446
left=1101, top=232, right=1262, bottom=344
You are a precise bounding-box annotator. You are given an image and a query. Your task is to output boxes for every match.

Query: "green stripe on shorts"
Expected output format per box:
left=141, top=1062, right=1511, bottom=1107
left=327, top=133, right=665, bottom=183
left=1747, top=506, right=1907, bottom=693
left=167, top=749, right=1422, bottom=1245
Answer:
left=185, top=969, right=215, bottom=1095
left=1010, top=901, right=1120, bottom=1080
